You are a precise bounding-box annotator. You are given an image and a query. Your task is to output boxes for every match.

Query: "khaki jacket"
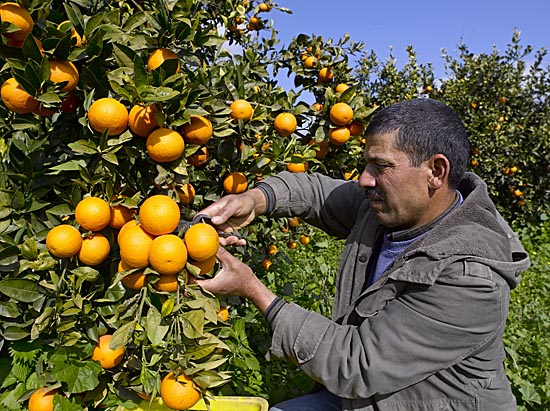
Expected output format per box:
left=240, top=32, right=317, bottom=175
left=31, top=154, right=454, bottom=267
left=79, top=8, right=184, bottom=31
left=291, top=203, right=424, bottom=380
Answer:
left=261, top=172, right=530, bottom=411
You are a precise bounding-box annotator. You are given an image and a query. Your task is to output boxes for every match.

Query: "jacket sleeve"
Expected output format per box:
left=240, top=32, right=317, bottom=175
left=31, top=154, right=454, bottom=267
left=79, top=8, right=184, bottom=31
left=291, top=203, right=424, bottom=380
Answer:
left=269, top=267, right=508, bottom=399
left=260, top=171, right=366, bottom=239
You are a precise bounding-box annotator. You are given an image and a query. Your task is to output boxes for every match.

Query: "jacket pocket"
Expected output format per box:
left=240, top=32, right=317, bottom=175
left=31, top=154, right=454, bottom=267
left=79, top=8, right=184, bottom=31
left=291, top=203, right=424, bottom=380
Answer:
left=346, top=281, right=407, bottom=324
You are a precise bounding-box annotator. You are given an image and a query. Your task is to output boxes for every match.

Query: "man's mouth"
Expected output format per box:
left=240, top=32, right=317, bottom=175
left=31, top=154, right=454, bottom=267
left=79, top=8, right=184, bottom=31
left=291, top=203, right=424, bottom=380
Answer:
left=367, top=190, right=384, bottom=202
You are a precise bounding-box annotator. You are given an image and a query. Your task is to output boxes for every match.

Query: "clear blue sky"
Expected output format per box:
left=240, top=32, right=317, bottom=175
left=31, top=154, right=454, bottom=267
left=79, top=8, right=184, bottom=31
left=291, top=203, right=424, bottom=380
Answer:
left=269, top=0, right=550, bottom=80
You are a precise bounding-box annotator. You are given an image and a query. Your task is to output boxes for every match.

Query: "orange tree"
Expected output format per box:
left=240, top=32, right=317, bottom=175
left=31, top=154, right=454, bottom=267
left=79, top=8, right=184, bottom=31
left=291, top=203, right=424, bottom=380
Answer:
left=0, top=0, right=377, bottom=409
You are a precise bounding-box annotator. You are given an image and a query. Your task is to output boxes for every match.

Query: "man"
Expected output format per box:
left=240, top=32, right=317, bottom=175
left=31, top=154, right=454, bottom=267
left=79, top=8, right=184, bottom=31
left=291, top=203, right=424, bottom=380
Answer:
left=196, top=99, right=530, bottom=411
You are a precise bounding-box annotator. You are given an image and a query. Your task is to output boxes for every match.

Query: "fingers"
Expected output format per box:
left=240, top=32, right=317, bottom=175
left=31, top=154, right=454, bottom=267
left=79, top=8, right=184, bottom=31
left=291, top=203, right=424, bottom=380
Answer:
left=219, top=235, right=247, bottom=247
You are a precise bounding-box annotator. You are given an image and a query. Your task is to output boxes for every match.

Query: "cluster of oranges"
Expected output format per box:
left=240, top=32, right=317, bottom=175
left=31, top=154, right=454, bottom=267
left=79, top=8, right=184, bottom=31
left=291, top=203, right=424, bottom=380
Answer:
left=45, top=194, right=220, bottom=294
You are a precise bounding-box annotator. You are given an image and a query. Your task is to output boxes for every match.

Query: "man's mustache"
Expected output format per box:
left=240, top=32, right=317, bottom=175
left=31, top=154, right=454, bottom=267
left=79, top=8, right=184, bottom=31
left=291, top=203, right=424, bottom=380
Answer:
left=366, top=189, right=384, bottom=201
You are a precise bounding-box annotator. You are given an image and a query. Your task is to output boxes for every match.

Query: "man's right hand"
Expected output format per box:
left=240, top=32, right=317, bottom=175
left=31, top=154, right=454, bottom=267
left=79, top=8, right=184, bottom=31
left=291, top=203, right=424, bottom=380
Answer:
left=198, top=187, right=267, bottom=246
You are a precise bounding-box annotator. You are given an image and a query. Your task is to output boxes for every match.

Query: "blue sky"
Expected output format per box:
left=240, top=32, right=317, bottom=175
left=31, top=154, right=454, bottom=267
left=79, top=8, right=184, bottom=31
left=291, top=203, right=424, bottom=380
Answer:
left=269, top=0, right=550, bottom=82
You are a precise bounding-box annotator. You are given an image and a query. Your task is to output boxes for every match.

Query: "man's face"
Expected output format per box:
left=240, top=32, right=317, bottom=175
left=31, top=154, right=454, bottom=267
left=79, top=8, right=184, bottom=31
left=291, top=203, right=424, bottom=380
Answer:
left=358, top=132, right=433, bottom=230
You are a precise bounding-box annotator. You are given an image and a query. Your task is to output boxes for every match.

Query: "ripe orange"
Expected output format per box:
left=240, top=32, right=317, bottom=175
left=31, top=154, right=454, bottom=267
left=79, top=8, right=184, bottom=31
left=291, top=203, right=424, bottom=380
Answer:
left=261, top=259, right=272, bottom=270
left=181, top=115, right=213, bottom=145
left=28, top=387, right=56, bottom=411
left=187, top=146, right=209, bottom=167
left=176, top=183, right=195, bottom=206
left=274, top=112, right=297, bottom=137
left=160, top=372, right=201, bottom=411
left=92, top=334, right=125, bottom=369
left=217, top=306, right=229, bottom=321
left=75, top=196, right=111, bottom=232
left=146, top=127, right=185, bottom=163
left=308, top=139, right=329, bottom=159
left=187, top=255, right=217, bottom=275
left=222, top=171, right=248, bottom=194
left=299, top=234, right=310, bottom=245
left=153, top=274, right=179, bottom=292
left=148, top=234, right=188, bottom=275
left=267, top=244, right=278, bottom=255
left=184, top=223, right=219, bottom=262
left=49, top=60, right=79, bottom=92
left=288, top=217, right=300, bottom=228
left=287, top=240, right=297, bottom=249
left=329, top=102, right=354, bottom=125
left=117, top=219, right=139, bottom=243
left=128, top=104, right=160, bottom=137
left=138, top=195, right=181, bottom=236
left=0, top=2, right=33, bottom=44
left=78, top=233, right=111, bottom=266
left=46, top=225, right=82, bottom=258
left=328, top=126, right=351, bottom=145
left=88, top=98, right=129, bottom=136
left=118, top=260, right=147, bottom=290
left=286, top=155, right=308, bottom=173
left=148, top=48, right=181, bottom=73
left=1, top=77, right=39, bottom=114
left=303, top=56, right=316, bottom=68
left=118, top=224, right=155, bottom=268
left=109, top=204, right=135, bottom=229
left=57, top=20, right=84, bottom=46
left=230, top=99, right=254, bottom=122
left=335, top=83, right=349, bottom=93
left=318, top=67, right=334, bottom=83
left=258, top=2, right=272, bottom=12
left=348, top=120, right=366, bottom=136
left=312, top=102, right=324, bottom=112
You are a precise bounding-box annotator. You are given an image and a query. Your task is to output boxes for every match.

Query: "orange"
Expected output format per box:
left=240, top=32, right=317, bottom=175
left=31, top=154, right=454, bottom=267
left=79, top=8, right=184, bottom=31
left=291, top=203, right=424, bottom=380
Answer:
left=229, top=99, right=254, bottom=122
left=261, top=259, right=272, bottom=270
left=328, top=126, right=351, bottom=145
left=153, top=274, right=179, bottom=292
left=46, top=225, right=82, bottom=258
left=78, top=233, right=111, bottom=266
left=187, top=255, right=217, bottom=275
left=118, top=224, right=154, bottom=268
left=288, top=216, right=300, bottom=228
left=1, top=77, right=39, bottom=114
left=176, top=183, right=195, bottom=206
left=49, top=60, right=79, bottom=92
left=312, top=102, right=323, bottom=112
left=88, top=98, right=129, bottom=136
left=92, top=334, right=125, bottom=369
left=118, top=260, right=147, bottom=290
left=287, top=240, right=297, bottom=249
left=0, top=2, right=33, bottom=44
left=181, top=115, right=213, bottom=145
left=138, top=195, right=180, bottom=236
left=308, top=139, right=329, bottom=159
left=267, top=244, right=278, bottom=255
left=303, top=56, right=316, bottom=68
left=217, top=306, right=229, bottom=321
left=348, top=120, right=366, bottom=137
left=117, top=219, right=139, bottom=243
left=318, top=67, right=334, bottom=83
left=109, top=204, right=135, bottom=229
left=187, top=146, right=209, bottom=167
left=299, top=234, right=310, bottom=245
left=147, top=48, right=181, bottom=73
left=329, top=102, right=354, bottom=125
left=148, top=234, right=188, bottom=275
left=274, top=112, right=297, bottom=137
left=258, top=2, right=271, bottom=12
left=28, top=387, right=56, bottom=411
left=57, top=20, right=84, bottom=46
left=160, top=372, right=200, bottom=411
left=146, top=127, right=185, bottom=163
left=75, top=196, right=111, bottom=232
left=286, top=155, right=308, bottom=173
left=128, top=104, right=159, bottom=137
left=335, top=83, right=349, bottom=93
left=184, top=223, right=219, bottom=262
left=222, top=171, right=248, bottom=194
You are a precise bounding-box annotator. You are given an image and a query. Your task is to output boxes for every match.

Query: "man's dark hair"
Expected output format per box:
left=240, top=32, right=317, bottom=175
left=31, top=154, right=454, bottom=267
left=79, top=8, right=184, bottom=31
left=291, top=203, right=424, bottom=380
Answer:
left=365, top=98, right=470, bottom=188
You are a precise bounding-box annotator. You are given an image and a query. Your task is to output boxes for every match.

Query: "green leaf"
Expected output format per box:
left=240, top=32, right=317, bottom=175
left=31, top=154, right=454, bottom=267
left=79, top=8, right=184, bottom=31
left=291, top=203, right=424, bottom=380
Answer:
left=182, top=310, right=204, bottom=339
left=52, top=360, right=102, bottom=393
left=2, top=326, right=30, bottom=341
left=145, top=306, right=169, bottom=346
left=161, top=296, right=175, bottom=317
left=110, top=321, right=135, bottom=349
left=134, top=54, right=149, bottom=90
left=0, top=279, right=42, bottom=303
left=0, top=301, right=20, bottom=318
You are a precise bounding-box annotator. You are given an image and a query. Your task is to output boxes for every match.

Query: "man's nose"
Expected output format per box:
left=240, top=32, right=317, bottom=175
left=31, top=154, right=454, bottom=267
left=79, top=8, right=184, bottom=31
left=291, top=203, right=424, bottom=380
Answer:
left=358, top=166, right=376, bottom=188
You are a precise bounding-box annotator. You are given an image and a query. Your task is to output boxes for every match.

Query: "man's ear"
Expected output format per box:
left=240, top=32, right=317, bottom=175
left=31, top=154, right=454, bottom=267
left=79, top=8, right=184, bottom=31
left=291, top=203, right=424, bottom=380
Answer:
left=427, top=154, right=450, bottom=189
